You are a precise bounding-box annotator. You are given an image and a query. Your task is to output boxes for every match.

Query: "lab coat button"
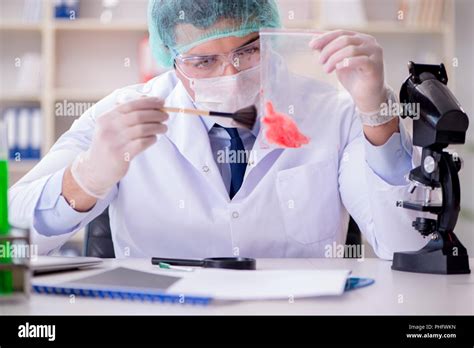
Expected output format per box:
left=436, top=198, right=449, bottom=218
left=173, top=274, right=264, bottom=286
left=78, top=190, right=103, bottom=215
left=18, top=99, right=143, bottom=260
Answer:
left=202, top=165, right=210, bottom=173
left=232, top=211, right=239, bottom=219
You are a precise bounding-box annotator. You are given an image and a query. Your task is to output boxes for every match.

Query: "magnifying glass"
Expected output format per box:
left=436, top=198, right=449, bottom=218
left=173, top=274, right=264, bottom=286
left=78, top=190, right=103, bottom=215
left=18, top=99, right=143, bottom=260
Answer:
left=151, top=257, right=256, bottom=270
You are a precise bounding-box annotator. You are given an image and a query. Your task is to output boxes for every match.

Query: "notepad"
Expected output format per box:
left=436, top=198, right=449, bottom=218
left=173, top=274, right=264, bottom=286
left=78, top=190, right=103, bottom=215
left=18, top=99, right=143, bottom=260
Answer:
left=169, top=269, right=351, bottom=301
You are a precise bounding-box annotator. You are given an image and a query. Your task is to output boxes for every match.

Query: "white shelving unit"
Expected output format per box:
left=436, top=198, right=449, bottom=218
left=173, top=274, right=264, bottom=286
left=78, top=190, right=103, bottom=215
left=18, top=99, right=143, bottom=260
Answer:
left=0, top=0, right=149, bottom=185
left=52, top=18, right=148, bottom=31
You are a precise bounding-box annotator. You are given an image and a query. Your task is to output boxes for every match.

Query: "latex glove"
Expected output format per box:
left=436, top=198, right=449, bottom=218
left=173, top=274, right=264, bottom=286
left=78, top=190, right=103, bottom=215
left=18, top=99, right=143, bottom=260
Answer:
left=309, top=30, right=387, bottom=113
left=71, top=97, right=168, bottom=199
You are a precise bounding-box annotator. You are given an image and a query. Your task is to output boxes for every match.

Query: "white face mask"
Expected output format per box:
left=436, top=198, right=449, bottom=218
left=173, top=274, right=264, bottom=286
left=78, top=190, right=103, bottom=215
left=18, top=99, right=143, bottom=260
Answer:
left=181, top=66, right=261, bottom=128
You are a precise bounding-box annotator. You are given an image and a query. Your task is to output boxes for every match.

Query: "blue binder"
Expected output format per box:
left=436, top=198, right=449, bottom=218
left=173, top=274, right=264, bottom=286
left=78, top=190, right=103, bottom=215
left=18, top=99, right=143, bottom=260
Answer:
left=32, top=284, right=212, bottom=305
left=3, top=107, right=42, bottom=160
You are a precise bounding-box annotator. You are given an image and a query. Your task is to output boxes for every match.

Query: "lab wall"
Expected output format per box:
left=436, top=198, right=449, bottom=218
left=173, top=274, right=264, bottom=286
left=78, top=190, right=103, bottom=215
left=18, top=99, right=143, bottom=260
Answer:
left=453, top=0, right=474, bottom=256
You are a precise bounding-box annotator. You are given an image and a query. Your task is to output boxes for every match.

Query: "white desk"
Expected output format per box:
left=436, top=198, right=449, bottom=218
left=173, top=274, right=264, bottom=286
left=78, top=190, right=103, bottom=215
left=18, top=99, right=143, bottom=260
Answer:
left=1, top=258, right=473, bottom=315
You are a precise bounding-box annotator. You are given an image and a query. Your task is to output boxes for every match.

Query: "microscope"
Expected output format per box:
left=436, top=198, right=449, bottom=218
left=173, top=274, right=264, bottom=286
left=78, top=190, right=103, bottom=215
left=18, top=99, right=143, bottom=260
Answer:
left=392, top=62, right=471, bottom=274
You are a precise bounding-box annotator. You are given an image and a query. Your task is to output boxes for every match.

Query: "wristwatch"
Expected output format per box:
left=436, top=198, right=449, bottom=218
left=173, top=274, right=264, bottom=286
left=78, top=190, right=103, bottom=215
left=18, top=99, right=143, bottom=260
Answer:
left=356, top=86, right=399, bottom=127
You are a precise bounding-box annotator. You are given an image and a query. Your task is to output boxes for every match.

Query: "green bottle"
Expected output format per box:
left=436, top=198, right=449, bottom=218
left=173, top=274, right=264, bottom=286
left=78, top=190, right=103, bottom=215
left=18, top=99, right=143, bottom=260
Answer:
left=0, top=119, right=13, bottom=295
left=0, top=159, right=9, bottom=233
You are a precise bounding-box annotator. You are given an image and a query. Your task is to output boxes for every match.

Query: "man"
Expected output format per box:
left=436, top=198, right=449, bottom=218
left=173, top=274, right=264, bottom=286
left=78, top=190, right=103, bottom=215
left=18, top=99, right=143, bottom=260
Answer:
left=9, top=0, right=427, bottom=258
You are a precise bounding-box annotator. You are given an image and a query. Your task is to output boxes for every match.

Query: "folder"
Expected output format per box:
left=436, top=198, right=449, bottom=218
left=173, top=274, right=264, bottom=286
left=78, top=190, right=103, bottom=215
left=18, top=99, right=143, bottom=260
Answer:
left=17, top=108, right=30, bottom=159
left=2, top=107, right=41, bottom=161
left=4, top=108, right=18, bottom=160
left=30, top=108, right=42, bottom=159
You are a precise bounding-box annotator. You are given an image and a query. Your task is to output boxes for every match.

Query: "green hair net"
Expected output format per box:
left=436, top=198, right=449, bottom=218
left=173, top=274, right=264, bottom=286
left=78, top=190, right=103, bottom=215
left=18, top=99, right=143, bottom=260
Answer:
left=148, top=0, right=281, bottom=68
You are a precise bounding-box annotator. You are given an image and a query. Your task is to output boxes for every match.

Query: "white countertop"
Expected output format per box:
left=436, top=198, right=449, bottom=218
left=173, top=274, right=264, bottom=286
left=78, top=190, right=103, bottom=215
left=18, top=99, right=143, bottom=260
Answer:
left=1, top=258, right=473, bottom=315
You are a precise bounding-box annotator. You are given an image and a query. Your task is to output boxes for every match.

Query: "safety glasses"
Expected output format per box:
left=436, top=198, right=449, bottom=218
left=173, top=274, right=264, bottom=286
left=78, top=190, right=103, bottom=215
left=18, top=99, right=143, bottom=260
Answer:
left=174, top=38, right=260, bottom=79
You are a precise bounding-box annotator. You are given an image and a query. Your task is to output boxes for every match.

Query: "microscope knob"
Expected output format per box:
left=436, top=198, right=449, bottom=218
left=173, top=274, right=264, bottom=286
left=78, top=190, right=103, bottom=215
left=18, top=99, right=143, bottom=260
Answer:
left=423, top=155, right=437, bottom=174
left=412, top=217, right=437, bottom=236
left=452, top=152, right=463, bottom=172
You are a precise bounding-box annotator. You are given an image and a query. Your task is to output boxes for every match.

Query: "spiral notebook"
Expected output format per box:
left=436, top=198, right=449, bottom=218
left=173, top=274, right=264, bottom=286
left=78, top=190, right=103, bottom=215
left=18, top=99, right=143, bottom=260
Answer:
left=32, top=267, right=212, bottom=305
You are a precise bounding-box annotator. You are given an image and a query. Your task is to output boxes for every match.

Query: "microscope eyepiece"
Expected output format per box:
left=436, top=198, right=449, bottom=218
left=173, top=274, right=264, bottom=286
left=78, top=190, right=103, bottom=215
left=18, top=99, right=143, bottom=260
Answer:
left=400, top=62, right=469, bottom=148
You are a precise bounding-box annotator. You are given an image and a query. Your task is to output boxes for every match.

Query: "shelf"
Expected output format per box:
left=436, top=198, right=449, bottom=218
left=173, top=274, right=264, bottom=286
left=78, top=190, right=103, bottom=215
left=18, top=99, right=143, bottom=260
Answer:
left=54, top=88, right=114, bottom=101
left=0, top=92, right=41, bottom=103
left=8, top=160, right=39, bottom=173
left=0, top=22, right=42, bottom=32
left=52, top=19, right=148, bottom=32
left=283, top=20, right=447, bottom=34
left=0, top=16, right=446, bottom=35
left=331, top=22, right=447, bottom=34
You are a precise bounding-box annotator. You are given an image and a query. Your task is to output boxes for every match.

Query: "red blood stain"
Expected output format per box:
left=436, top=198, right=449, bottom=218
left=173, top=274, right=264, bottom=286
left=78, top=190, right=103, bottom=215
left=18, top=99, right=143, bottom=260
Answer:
left=262, top=101, right=310, bottom=148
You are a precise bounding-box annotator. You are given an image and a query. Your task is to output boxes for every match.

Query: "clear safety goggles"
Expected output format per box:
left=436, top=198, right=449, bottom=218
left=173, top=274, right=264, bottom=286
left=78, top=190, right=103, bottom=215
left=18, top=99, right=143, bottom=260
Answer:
left=174, top=38, right=261, bottom=79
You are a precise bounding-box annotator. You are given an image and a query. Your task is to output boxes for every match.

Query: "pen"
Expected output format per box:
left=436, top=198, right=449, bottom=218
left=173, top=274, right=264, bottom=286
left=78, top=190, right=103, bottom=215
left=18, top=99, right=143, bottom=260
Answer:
left=157, top=262, right=194, bottom=272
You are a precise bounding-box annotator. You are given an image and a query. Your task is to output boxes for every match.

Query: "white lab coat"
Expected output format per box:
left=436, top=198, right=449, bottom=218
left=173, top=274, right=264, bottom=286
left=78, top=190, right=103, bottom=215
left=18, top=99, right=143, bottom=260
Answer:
left=9, top=71, right=429, bottom=259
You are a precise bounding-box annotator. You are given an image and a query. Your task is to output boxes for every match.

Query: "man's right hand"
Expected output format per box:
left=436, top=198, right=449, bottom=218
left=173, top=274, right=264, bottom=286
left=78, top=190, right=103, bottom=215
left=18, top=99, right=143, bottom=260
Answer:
left=63, top=97, right=168, bottom=211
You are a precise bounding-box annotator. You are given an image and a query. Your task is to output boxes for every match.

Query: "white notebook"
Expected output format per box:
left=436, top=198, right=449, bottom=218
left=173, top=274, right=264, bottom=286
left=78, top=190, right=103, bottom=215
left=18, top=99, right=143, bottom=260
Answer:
left=169, top=269, right=351, bottom=301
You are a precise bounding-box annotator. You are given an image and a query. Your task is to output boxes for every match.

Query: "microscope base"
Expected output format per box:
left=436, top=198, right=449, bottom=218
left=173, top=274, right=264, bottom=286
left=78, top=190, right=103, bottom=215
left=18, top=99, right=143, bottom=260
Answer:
left=392, top=247, right=471, bottom=274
